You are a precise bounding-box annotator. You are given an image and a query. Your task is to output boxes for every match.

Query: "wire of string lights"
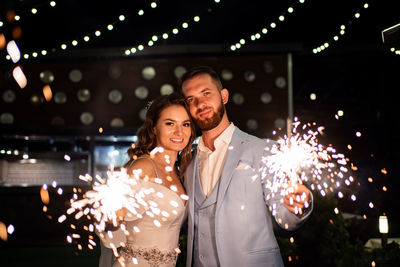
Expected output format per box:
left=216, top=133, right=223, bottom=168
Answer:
left=312, top=2, right=370, bottom=54
left=228, top=0, right=307, bottom=52
left=121, top=5, right=219, bottom=56
left=2, top=0, right=225, bottom=61
left=2, top=1, right=163, bottom=61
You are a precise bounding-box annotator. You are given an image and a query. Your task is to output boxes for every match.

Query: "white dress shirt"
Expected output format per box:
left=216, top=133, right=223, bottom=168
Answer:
left=197, top=123, right=235, bottom=196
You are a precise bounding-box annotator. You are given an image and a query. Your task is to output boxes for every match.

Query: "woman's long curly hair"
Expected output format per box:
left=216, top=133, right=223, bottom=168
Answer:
left=125, top=92, right=196, bottom=176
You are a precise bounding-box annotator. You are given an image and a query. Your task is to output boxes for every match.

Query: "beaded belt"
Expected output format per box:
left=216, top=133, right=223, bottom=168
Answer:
left=118, top=243, right=178, bottom=267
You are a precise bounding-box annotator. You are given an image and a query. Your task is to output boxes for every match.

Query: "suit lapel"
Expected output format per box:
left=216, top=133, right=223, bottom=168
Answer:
left=185, top=151, right=198, bottom=222
left=216, top=127, right=246, bottom=213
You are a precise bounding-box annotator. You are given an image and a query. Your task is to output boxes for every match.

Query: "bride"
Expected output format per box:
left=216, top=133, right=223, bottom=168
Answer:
left=98, top=93, right=195, bottom=267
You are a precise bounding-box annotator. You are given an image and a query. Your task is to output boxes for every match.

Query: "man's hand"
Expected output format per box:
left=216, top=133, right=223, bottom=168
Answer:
left=282, top=182, right=310, bottom=216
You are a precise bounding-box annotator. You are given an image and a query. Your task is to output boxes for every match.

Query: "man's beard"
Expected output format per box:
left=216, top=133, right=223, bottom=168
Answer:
left=193, top=99, right=225, bottom=131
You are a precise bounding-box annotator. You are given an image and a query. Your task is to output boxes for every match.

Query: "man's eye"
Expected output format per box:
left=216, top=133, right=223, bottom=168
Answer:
left=186, top=98, right=193, bottom=103
left=166, top=122, right=173, bottom=126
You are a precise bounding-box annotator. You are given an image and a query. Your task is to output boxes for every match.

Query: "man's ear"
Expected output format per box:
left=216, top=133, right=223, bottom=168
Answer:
left=221, top=88, right=229, bottom=104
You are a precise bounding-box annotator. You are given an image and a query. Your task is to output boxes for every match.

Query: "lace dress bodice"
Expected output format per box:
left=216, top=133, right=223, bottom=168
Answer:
left=101, top=180, right=186, bottom=267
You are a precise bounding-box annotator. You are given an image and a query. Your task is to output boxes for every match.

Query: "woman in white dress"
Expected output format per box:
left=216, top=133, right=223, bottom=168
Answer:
left=99, top=93, right=195, bottom=267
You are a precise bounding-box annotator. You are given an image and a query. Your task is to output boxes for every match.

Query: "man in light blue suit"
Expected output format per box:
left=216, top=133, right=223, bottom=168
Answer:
left=180, top=66, right=313, bottom=267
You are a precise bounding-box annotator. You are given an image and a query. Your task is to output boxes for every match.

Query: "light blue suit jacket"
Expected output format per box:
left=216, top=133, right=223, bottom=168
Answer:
left=184, top=127, right=312, bottom=267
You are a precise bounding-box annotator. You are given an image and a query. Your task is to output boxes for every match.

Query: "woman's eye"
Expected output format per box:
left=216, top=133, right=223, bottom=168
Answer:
left=166, top=122, right=173, bottom=126
left=183, top=123, right=190, bottom=127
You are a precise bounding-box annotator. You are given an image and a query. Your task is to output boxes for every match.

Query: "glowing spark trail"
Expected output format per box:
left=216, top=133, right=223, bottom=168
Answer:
left=262, top=118, right=355, bottom=202
left=61, top=169, right=150, bottom=233
left=49, top=147, right=189, bottom=250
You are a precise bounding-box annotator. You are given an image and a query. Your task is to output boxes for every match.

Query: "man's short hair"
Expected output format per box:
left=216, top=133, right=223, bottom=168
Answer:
left=179, top=66, right=223, bottom=92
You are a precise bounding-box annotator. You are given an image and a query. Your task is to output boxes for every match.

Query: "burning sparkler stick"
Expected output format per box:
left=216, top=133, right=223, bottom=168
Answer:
left=263, top=117, right=357, bottom=205
left=60, top=168, right=154, bottom=233
left=43, top=146, right=189, bottom=250
left=47, top=168, right=160, bottom=251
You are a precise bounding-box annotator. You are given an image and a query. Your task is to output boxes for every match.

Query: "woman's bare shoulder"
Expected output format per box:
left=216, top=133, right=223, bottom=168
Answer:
left=126, top=157, right=156, bottom=178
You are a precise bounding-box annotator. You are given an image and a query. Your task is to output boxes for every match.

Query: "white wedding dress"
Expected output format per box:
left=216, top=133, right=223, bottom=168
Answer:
left=99, top=157, right=187, bottom=267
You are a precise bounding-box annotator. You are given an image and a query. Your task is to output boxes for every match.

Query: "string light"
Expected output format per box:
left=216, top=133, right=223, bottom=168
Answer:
left=229, top=0, right=306, bottom=51
left=2, top=0, right=223, bottom=59
left=3, top=30, right=28, bottom=88
left=0, top=1, right=58, bottom=23
left=123, top=13, right=203, bottom=56
left=123, top=1, right=224, bottom=56
left=12, top=1, right=162, bottom=61
left=389, top=47, right=400, bottom=55
left=312, top=2, right=370, bottom=54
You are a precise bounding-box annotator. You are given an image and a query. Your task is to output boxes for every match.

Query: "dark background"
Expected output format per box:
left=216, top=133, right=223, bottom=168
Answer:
left=1, top=0, right=400, bottom=266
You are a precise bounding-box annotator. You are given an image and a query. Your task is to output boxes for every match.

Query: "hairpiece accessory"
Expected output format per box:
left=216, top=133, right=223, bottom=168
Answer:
left=145, top=100, right=153, bottom=111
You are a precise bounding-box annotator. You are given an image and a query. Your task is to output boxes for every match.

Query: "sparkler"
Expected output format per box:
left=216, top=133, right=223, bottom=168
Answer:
left=263, top=117, right=357, bottom=204
left=261, top=117, right=389, bottom=267
left=58, top=168, right=154, bottom=234
left=41, top=147, right=188, bottom=251
left=39, top=168, right=154, bottom=250
left=0, top=221, right=15, bottom=242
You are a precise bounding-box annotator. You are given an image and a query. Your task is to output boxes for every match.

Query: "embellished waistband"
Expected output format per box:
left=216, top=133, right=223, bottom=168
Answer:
left=118, top=243, right=179, bottom=267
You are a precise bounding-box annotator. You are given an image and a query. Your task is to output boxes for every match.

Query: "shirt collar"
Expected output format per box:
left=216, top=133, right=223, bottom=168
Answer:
left=198, top=122, right=235, bottom=152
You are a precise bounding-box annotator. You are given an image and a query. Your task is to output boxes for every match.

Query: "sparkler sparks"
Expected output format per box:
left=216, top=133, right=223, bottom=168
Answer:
left=12, top=66, right=27, bottom=88
left=263, top=118, right=359, bottom=207
left=0, top=221, right=14, bottom=241
left=0, top=221, right=8, bottom=241
left=6, top=40, right=21, bottom=63
left=42, top=147, right=188, bottom=251
left=62, top=169, right=150, bottom=233
left=39, top=169, right=152, bottom=250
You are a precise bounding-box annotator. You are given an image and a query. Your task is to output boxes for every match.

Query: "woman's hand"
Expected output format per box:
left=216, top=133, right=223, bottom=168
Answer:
left=104, top=208, right=127, bottom=231
left=115, top=207, right=127, bottom=221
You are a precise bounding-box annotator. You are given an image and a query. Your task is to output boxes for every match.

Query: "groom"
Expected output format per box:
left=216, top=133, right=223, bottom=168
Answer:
left=180, top=66, right=313, bottom=267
